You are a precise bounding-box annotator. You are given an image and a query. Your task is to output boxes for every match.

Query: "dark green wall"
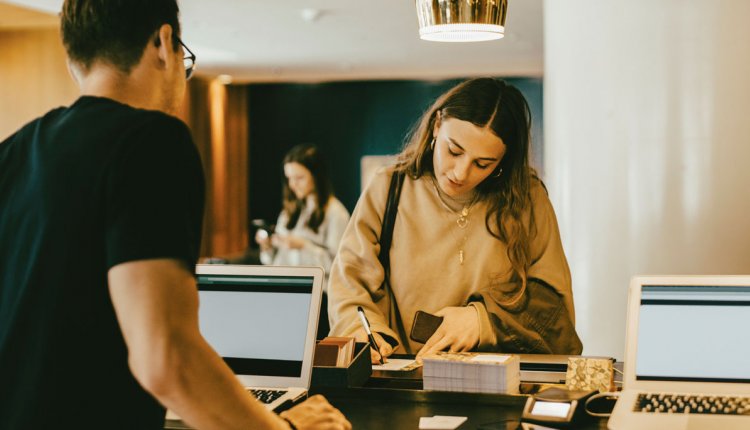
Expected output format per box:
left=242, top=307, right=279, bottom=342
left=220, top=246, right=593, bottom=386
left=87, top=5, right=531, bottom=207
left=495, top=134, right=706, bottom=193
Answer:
left=246, top=78, right=543, bottom=226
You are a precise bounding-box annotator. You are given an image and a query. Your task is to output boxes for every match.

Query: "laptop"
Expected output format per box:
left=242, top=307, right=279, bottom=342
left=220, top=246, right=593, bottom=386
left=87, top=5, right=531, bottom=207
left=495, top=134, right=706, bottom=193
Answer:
left=166, top=264, right=324, bottom=423
left=608, top=276, right=750, bottom=430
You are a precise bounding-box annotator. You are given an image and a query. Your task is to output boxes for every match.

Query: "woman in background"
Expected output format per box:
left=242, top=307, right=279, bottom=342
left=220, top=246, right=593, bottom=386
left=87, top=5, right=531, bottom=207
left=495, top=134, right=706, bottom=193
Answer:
left=327, top=78, right=582, bottom=362
left=256, top=144, right=350, bottom=338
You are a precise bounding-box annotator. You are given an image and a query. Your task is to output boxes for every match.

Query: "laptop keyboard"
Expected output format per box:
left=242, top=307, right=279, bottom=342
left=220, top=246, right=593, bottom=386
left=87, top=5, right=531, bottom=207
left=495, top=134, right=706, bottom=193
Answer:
left=635, top=393, right=750, bottom=415
left=247, top=388, right=288, bottom=404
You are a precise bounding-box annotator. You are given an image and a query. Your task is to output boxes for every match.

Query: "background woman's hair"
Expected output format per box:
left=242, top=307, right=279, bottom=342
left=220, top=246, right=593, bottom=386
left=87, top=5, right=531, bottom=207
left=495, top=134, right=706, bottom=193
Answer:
left=282, top=144, right=333, bottom=233
left=396, top=78, right=537, bottom=303
left=61, top=0, right=181, bottom=73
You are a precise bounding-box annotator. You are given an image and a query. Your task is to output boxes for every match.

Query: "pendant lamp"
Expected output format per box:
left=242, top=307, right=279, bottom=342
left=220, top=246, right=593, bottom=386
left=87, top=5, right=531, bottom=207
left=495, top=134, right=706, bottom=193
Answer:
left=416, top=0, right=508, bottom=42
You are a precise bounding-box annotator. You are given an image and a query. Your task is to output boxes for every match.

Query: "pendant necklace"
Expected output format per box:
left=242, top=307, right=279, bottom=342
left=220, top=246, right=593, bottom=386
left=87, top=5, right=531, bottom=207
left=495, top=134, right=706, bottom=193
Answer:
left=456, top=206, right=470, bottom=264
left=433, top=180, right=477, bottom=265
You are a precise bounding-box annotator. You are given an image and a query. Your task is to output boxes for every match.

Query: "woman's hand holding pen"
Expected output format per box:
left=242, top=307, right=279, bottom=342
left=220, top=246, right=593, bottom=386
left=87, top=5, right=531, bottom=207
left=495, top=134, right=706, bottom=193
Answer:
left=353, top=328, right=393, bottom=364
left=416, top=306, right=480, bottom=361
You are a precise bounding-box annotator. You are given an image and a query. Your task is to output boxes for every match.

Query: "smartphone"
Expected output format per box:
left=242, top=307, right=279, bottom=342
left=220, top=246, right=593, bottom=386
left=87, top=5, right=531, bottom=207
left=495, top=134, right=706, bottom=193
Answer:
left=251, top=219, right=273, bottom=234
left=409, top=310, right=444, bottom=344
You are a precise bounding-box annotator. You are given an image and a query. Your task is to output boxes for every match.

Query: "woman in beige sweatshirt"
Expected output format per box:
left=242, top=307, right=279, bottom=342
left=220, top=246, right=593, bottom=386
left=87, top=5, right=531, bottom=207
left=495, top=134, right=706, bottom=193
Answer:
left=328, top=78, right=583, bottom=362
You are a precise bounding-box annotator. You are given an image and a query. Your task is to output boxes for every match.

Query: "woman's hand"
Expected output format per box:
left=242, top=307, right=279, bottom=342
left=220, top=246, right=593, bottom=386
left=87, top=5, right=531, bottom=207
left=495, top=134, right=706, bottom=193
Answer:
left=416, top=306, right=479, bottom=360
left=353, top=328, right=394, bottom=364
left=275, top=233, right=306, bottom=250
left=254, top=229, right=272, bottom=250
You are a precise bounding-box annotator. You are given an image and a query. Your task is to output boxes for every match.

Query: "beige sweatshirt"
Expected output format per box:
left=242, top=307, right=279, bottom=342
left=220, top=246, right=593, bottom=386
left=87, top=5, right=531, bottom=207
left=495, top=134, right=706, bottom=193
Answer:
left=328, top=168, right=575, bottom=354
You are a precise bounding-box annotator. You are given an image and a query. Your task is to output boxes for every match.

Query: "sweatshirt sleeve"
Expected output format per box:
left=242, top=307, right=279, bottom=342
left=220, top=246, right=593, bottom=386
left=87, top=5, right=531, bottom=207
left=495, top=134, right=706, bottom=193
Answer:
left=469, top=181, right=583, bottom=354
left=327, top=169, right=402, bottom=346
left=298, top=200, right=351, bottom=276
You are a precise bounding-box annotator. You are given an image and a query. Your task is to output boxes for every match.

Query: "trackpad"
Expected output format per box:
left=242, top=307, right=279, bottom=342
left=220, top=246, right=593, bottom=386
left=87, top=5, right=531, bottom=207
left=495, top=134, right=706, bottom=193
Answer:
left=687, top=416, right=744, bottom=430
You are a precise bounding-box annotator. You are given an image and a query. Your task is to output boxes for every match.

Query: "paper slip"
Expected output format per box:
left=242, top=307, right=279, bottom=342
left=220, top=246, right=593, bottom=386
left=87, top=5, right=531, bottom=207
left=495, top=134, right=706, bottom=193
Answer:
left=372, top=358, right=422, bottom=371
left=419, top=415, right=467, bottom=429
left=470, top=354, right=510, bottom=364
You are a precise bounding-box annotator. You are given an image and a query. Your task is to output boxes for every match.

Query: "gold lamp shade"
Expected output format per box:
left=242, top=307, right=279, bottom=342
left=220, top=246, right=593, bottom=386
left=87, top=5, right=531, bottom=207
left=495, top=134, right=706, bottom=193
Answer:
left=416, top=0, right=508, bottom=42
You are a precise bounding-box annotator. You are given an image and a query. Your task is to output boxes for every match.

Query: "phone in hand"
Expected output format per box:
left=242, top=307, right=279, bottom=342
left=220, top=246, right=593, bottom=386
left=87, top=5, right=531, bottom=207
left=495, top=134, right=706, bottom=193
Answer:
left=251, top=219, right=273, bottom=235
left=410, top=310, right=444, bottom=344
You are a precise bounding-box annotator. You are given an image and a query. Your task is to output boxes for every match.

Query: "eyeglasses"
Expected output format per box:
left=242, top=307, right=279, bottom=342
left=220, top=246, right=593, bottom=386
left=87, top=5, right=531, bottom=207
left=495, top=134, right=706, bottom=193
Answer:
left=175, top=36, right=196, bottom=80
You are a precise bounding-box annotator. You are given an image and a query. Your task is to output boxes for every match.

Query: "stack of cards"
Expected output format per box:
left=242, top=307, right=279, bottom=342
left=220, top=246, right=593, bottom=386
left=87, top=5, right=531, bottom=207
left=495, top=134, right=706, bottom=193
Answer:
left=422, top=352, right=520, bottom=394
left=313, top=337, right=356, bottom=367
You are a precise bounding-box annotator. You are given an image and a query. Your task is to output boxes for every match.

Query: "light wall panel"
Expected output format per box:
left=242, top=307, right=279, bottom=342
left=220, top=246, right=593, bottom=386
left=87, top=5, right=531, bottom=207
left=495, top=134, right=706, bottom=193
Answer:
left=544, top=0, right=750, bottom=359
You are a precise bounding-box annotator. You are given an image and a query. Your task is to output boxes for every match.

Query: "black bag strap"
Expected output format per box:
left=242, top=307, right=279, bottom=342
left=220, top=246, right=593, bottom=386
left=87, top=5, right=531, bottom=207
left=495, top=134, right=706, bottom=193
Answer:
left=378, top=170, right=404, bottom=270
left=378, top=170, right=410, bottom=353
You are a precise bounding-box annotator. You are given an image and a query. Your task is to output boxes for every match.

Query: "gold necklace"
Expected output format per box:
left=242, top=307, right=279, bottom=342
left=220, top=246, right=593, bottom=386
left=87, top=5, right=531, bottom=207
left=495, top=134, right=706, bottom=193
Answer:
left=433, top=180, right=477, bottom=265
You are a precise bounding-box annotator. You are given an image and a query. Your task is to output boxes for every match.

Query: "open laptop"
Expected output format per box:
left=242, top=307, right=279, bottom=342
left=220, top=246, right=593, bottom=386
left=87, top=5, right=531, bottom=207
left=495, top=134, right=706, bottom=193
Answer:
left=608, top=276, right=750, bottom=430
left=166, top=264, right=323, bottom=423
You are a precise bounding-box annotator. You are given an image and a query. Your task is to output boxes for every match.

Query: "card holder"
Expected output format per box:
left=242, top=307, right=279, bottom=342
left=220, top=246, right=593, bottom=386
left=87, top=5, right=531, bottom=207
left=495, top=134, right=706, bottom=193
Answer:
left=409, top=310, right=444, bottom=344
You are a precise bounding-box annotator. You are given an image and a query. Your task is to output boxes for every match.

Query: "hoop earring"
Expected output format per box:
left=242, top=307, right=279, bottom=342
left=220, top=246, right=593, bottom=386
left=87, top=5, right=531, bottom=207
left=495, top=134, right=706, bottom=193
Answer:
left=492, top=168, right=503, bottom=178
left=430, top=138, right=435, bottom=151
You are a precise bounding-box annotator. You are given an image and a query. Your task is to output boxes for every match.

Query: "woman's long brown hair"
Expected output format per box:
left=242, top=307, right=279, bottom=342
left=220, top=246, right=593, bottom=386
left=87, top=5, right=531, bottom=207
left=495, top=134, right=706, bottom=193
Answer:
left=395, top=78, right=537, bottom=306
left=282, top=144, right=332, bottom=233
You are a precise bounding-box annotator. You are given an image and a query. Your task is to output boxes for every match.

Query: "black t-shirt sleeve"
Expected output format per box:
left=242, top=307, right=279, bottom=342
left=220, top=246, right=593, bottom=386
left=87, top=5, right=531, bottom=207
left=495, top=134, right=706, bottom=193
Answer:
left=104, top=115, right=205, bottom=270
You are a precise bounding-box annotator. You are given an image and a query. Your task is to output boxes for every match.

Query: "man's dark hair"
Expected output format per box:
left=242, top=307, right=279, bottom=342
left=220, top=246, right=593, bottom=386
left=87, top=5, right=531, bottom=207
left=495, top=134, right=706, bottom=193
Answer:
left=61, top=0, right=181, bottom=73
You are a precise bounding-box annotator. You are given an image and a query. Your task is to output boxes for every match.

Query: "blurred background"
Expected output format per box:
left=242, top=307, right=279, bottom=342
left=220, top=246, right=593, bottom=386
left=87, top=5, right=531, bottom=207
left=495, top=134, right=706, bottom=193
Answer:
left=2, top=0, right=749, bottom=360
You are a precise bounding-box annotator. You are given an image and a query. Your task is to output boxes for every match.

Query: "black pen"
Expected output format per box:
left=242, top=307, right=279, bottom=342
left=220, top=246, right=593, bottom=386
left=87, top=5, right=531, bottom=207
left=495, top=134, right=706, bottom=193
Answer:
left=357, top=306, right=385, bottom=364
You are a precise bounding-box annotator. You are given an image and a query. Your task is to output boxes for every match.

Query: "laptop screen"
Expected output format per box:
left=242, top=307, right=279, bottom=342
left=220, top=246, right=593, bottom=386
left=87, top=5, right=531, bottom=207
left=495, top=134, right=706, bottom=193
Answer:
left=635, top=285, right=750, bottom=383
left=197, top=273, right=314, bottom=378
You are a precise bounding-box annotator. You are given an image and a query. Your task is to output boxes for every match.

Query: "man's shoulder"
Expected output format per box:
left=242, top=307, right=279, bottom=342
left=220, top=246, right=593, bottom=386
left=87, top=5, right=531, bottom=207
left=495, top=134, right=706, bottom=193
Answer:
left=107, top=108, right=194, bottom=158
left=0, top=107, right=70, bottom=158
left=116, top=104, right=190, bottom=138
left=69, top=96, right=190, bottom=137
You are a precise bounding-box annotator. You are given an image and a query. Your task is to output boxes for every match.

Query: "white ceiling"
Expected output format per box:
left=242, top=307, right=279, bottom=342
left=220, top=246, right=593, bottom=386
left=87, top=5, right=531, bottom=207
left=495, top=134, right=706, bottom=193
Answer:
left=3, top=0, right=543, bottom=83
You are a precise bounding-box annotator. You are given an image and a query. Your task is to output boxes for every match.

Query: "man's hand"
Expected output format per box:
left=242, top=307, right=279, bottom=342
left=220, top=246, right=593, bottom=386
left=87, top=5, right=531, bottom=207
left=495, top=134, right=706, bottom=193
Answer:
left=415, top=306, right=479, bottom=360
left=352, top=328, right=393, bottom=364
left=279, top=395, right=351, bottom=430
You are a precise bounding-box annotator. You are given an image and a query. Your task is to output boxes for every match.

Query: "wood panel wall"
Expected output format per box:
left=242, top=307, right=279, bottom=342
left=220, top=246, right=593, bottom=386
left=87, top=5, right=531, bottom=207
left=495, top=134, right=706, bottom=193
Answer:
left=0, top=28, right=78, bottom=140
left=180, top=79, right=250, bottom=258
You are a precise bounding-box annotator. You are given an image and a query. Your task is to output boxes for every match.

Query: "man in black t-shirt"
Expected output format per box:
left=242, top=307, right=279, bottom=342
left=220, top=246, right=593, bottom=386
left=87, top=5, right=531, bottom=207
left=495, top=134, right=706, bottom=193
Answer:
left=0, top=1, right=350, bottom=429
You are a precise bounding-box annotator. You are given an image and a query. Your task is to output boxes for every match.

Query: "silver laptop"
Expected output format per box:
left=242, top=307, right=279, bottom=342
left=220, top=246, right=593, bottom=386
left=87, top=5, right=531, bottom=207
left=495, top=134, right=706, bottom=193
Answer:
left=608, top=276, right=750, bottom=430
left=166, top=264, right=323, bottom=422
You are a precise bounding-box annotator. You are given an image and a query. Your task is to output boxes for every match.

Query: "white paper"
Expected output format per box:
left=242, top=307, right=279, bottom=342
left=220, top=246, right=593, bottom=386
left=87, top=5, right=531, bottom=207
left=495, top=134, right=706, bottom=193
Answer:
left=372, top=358, right=420, bottom=371
left=419, top=415, right=468, bottom=429
left=469, top=354, right=510, bottom=364
left=530, top=401, right=571, bottom=418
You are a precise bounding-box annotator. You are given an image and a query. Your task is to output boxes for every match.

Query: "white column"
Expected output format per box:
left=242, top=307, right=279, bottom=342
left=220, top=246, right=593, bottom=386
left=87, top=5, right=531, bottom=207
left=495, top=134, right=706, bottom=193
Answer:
left=544, top=0, right=750, bottom=359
